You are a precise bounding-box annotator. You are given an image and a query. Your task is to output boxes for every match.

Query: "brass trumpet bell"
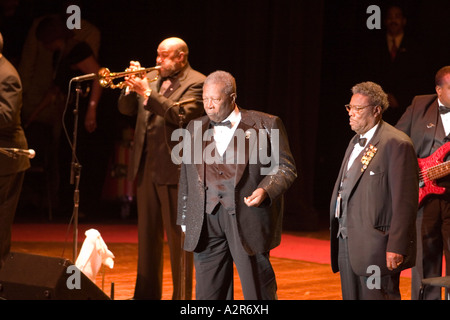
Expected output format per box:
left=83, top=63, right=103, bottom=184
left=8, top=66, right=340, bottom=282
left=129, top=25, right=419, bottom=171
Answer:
left=98, top=65, right=161, bottom=89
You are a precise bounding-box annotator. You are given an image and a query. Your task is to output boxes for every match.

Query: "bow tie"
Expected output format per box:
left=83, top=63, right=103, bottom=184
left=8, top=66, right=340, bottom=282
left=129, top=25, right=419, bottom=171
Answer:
left=160, top=76, right=175, bottom=82
left=358, top=137, right=367, bottom=147
left=210, top=120, right=232, bottom=128
left=439, top=105, right=450, bottom=115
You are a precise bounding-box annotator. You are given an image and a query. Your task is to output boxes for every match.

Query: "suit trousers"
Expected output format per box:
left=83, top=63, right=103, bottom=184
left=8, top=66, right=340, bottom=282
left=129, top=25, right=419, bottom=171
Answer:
left=338, top=237, right=401, bottom=300
left=194, top=204, right=277, bottom=300
left=134, top=155, right=193, bottom=300
left=411, top=197, right=450, bottom=300
left=0, top=171, right=25, bottom=269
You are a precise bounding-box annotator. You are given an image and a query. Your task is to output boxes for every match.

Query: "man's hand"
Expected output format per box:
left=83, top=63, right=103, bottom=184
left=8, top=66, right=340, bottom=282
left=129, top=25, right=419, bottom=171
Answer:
left=84, top=105, right=97, bottom=133
left=386, top=252, right=404, bottom=271
left=125, top=61, right=150, bottom=97
left=244, top=188, right=267, bottom=207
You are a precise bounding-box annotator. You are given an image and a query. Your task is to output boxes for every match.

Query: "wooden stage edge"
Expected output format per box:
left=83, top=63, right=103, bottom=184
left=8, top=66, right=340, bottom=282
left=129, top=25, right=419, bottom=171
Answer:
left=8, top=223, right=415, bottom=301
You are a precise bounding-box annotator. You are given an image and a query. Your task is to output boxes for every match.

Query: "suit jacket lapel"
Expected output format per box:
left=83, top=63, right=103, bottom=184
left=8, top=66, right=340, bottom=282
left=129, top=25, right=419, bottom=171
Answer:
left=343, top=121, right=384, bottom=197
left=193, top=118, right=211, bottom=183
left=422, top=99, right=440, bottom=155
left=164, top=78, right=181, bottom=98
left=334, top=135, right=359, bottom=193
left=341, top=148, right=365, bottom=196
left=234, top=112, right=257, bottom=186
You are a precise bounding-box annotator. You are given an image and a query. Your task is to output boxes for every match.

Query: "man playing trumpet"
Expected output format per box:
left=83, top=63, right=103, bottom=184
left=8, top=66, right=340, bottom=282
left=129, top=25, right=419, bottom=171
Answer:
left=118, top=37, right=205, bottom=300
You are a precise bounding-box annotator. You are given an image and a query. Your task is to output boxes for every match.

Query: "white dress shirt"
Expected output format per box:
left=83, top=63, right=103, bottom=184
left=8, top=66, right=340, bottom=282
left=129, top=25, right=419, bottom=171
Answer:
left=438, top=99, right=450, bottom=136
left=347, top=123, right=379, bottom=171
left=213, top=106, right=241, bottom=156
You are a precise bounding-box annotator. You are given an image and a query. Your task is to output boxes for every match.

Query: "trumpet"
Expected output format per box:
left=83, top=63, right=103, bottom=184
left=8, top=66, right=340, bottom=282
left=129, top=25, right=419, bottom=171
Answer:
left=98, top=65, right=161, bottom=89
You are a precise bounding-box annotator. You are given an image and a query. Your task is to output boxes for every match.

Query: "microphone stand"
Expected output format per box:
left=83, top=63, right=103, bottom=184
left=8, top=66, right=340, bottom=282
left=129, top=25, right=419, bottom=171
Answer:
left=70, top=82, right=82, bottom=263
left=178, top=105, right=187, bottom=300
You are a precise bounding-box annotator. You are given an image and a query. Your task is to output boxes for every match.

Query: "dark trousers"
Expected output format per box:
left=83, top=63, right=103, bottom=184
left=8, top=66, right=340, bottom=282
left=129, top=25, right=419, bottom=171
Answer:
left=134, top=159, right=193, bottom=300
left=411, top=197, right=450, bottom=300
left=338, top=237, right=401, bottom=300
left=0, top=171, right=25, bottom=269
left=194, top=205, right=277, bottom=300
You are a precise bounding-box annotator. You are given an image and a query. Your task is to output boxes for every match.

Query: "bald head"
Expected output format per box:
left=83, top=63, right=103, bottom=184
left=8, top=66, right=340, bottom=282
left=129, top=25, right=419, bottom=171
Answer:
left=158, top=37, right=189, bottom=62
left=160, top=37, right=188, bottom=54
left=156, top=37, right=189, bottom=77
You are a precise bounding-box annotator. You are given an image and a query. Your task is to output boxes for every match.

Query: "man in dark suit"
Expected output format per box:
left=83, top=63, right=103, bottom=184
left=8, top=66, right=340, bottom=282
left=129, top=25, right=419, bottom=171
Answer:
left=118, top=37, right=205, bottom=300
left=0, top=33, right=30, bottom=268
left=396, top=66, right=450, bottom=299
left=330, top=81, right=418, bottom=299
left=177, top=70, right=297, bottom=300
left=363, top=5, right=424, bottom=125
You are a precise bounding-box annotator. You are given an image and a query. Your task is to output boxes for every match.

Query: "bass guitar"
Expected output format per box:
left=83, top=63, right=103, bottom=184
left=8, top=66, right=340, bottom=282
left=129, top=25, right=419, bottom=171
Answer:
left=418, top=142, right=450, bottom=205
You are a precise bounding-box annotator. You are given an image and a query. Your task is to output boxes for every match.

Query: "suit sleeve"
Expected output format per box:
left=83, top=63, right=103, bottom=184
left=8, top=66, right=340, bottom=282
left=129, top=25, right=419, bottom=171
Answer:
left=386, top=138, right=418, bottom=256
left=145, top=79, right=204, bottom=127
left=176, top=120, right=193, bottom=226
left=177, top=161, right=188, bottom=226
left=0, top=75, right=21, bottom=129
left=395, top=96, right=417, bottom=136
left=257, top=116, right=297, bottom=203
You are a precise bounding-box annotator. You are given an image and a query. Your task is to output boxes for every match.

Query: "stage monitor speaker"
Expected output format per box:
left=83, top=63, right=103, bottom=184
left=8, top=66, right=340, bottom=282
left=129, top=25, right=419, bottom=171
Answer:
left=0, top=252, right=110, bottom=300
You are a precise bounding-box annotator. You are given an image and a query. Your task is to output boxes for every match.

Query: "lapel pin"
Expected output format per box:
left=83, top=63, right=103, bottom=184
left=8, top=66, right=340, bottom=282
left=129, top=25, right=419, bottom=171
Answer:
left=361, top=144, right=378, bottom=172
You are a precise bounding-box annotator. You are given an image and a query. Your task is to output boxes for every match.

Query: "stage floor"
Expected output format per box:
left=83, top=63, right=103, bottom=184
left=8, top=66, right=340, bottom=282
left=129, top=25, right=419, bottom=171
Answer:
left=9, top=222, right=412, bottom=300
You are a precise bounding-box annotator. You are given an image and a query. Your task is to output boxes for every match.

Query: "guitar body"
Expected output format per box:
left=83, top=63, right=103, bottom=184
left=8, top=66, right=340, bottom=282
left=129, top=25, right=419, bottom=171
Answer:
left=418, top=142, right=450, bottom=206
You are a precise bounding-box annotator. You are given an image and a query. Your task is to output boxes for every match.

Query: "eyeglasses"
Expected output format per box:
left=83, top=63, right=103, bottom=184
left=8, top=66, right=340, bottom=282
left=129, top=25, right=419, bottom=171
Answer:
left=202, top=98, right=222, bottom=105
left=345, top=104, right=372, bottom=113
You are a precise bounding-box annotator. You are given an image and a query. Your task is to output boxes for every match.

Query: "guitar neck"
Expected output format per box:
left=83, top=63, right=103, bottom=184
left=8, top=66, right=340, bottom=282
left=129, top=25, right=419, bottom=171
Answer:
left=426, top=160, right=450, bottom=181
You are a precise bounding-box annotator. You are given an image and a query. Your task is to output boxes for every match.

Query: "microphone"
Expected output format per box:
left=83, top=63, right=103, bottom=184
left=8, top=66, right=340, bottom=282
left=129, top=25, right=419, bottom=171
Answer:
left=173, top=98, right=197, bottom=106
left=3, top=148, right=36, bottom=159
left=71, top=73, right=97, bottom=82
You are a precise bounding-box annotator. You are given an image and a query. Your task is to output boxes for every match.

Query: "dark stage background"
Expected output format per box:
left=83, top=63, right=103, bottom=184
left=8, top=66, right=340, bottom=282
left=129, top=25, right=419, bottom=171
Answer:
left=2, top=0, right=449, bottom=230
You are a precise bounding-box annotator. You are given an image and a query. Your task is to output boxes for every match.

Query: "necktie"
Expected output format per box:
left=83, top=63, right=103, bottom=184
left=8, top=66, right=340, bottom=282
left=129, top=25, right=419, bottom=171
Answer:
left=210, top=120, right=232, bottom=128
left=439, top=105, right=450, bottom=115
left=358, top=137, right=367, bottom=147
left=390, top=38, right=398, bottom=61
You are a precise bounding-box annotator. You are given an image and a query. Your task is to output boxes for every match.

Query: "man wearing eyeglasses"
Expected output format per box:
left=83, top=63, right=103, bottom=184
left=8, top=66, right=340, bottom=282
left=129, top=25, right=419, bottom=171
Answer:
left=330, top=81, right=418, bottom=299
left=177, top=71, right=297, bottom=299
left=118, top=37, right=205, bottom=300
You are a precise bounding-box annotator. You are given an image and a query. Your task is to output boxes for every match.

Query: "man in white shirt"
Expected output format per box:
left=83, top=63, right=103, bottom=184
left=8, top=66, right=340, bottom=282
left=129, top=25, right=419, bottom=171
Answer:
left=330, top=81, right=418, bottom=300
left=396, top=65, right=450, bottom=299
left=363, top=5, right=424, bottom=125
left=177, top=70, right=297, bottom=299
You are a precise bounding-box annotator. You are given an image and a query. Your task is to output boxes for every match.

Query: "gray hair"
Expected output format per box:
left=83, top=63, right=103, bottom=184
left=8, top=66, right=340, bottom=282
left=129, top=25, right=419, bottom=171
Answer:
left=204, top=70, right=237, bottom=96
left=351, top=81, right=389, bottom=112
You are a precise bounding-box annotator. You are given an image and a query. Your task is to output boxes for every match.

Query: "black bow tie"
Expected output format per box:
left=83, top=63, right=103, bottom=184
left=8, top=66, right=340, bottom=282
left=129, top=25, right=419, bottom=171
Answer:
left=358, top=137, right=367, bottom=147
left=439, top=105, right=450, bottom=115
left=210, top=120, right=232, bottom=128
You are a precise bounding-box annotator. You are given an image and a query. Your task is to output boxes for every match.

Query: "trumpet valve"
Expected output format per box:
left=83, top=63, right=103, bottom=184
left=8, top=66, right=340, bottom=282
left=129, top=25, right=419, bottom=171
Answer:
left=98, top=67, right=112, bottom=88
